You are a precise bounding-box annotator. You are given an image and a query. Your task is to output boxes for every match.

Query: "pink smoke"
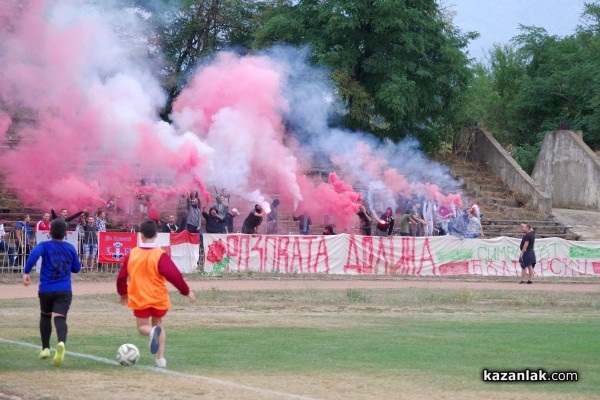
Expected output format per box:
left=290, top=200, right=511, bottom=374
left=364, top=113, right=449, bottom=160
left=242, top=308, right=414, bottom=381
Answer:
left=172, top=52, right=303, bottom=206
left=0, top=1, right=208, bottom=217
left=0, top=1, right=461, bottom=233
left=0, top=112, right=10, bottom=137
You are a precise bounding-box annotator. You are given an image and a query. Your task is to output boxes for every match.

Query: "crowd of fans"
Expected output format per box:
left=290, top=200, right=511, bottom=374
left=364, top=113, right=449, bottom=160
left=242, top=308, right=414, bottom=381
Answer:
left=1, top=188, right=484, bottom=272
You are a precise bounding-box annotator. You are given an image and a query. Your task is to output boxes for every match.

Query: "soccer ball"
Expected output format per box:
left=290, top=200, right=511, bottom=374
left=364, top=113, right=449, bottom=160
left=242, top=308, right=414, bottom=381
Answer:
left=116, top=343, right=140, bottom=366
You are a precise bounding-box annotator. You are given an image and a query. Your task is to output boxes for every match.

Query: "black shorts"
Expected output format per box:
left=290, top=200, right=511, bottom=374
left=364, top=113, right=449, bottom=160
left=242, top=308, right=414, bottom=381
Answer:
left=520, top=251, right=536, bottom=269
left=39, top=291, right=73, bottom=316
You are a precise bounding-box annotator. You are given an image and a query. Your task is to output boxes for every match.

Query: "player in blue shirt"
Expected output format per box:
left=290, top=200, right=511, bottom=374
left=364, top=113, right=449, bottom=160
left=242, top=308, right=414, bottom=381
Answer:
left=23, top=218, right=81, bottom=366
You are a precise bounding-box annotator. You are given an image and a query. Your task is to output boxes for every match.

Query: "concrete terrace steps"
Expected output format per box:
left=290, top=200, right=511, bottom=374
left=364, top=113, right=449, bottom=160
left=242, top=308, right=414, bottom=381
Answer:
left=442, top=156, right=578, bottom=240
left=481, top=219, right=576, bottom=239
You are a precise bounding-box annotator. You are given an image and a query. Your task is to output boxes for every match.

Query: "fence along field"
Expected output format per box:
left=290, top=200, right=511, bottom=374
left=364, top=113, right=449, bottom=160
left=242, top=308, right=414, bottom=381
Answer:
left=1, top=283, right=599, bottom=400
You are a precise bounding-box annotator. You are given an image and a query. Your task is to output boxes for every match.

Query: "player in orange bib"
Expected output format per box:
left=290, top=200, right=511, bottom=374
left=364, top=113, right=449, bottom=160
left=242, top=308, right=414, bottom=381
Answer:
left=117, top=219, right=196, bottom=368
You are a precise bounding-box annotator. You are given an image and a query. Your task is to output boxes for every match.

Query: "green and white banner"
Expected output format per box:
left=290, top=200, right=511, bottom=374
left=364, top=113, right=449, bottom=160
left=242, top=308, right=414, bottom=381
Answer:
left=203, top=234, right=600, bottom=277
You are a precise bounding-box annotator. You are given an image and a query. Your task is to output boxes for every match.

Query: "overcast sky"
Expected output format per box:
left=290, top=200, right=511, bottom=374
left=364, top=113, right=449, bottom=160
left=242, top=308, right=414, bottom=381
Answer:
left=446, top=0, right=587, bottom=61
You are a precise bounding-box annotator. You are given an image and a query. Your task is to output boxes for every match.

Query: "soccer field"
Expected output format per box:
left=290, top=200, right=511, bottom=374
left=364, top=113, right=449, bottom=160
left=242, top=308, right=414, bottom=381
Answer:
left=0, top=277, right=599, bottom=400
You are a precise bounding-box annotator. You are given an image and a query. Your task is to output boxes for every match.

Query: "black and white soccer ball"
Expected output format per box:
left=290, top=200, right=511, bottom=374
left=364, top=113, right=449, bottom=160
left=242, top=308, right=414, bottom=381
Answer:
left=116, top=343, right=140, bottom=366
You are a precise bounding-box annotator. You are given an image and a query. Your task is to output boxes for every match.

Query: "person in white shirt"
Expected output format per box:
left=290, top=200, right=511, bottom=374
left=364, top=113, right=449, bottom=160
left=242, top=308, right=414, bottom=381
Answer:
left=422, top=200, right=437, bottom=236
left=0, top=218, right=17, bottom=266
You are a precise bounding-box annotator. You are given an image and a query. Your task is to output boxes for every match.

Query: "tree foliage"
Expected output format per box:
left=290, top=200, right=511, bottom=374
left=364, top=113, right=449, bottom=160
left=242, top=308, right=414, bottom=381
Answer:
left=467, top=2, right=600, bottom=172
left=253, top=0, right=476, bottom=151
left=132, top=0, right=268, bottom=119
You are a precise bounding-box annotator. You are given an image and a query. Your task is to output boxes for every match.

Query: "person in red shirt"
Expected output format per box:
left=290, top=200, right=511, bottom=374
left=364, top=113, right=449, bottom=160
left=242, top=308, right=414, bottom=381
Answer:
left=36, top=212, right=52, bottom=232
left=116, top=220, right=196, bottom=368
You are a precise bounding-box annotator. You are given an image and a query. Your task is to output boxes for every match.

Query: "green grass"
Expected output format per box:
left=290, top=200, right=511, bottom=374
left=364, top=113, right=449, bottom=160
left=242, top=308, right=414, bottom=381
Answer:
left=1, top=287, right=599, bottom=399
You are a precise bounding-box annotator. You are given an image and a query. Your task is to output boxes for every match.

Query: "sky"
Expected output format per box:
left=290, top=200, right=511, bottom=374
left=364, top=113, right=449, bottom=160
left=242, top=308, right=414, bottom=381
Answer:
left=447, top=0, right=587, bottom=61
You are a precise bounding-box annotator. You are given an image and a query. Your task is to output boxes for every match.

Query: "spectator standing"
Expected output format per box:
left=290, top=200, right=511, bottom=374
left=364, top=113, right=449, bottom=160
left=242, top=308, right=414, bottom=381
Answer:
left=51, top=208, right=85, bottom=230
left=185, top=192, right=201, bottom=233
left=323, top=224, right=335, bottom=235
left=95, top=210, right=107, bottom=232
left=0, top=218, right=16, bottom=266
left=36, top=212, right=52, bottom=232
left=14, top=215, right=33, bottom=266
left=162, top=214, right=179, bottom=233
left=202, top=206, right=225, bottom=233
left=267, top=199, right=280, bottom=234
left=214, top=186, right=231, bottom=208
left=214, top=194, right=228, bottom=218
left=375, top=207, right=395, bottom=236
left=223, top=208, right=239, bottom=234
left=519, top=223, right=536, bottom=284
left=357, top=205, right=372, bottom=236
left=293, top=211, right=312, bottom=235
left=83, top=215, right=99, bottom=271
left=75, top=213, right=88, bottom=255
left=241, top=204, right=265, bottom=234
left=436, top=203, right=454, bottom=236
left=398, top=210, right=411, bottom=236
left=22, top=219, right=81, bottom=366
left=422, top=199, right=436, bottom=237
left=463, top=209, right=482, bottom=239
left=409, top=203, right=427, bottom=237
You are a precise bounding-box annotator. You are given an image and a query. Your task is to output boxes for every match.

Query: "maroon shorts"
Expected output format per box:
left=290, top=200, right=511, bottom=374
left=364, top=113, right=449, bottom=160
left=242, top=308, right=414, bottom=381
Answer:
left=134, top=307, right=168, bottom=318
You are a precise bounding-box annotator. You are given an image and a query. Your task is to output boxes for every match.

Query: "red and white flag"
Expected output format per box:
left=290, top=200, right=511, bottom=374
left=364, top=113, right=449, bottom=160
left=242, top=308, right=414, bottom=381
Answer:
left=168, top=231, right=200, bottom=273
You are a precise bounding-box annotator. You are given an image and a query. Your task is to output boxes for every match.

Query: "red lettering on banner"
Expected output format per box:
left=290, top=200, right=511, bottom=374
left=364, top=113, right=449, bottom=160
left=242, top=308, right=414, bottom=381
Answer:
left=250, top=236, right=265, bottom=272
left=303, top=236, right=318, bottom=273
left=276, top=236, right=291, bottom=273
left=344, top=235, right=360, bottom=273
left=344, top=235, right=373, bottom=273
left=372, top=237, right=386, bottom=274
left=314, top=237, right=330, bottom=274
left=361, top=236, right=374, bottom=273
left=225, top=235, right=239, bottom=272
left=542, top=257, right=592, bottom=276
left=438, top=262, right=469, bottom=275
left=542, top=257, right=564, bottom=276
left=571, top=258, right=591, bottom=275
left=263, top=236, right=277, bottom=272
left=550, top=258, right=592, bottom=276
left=498, top=260, right=518, bottom=276
left=471, top=259, right=482, bottom=275
left=394, top=237, right=417, bottom=275
left=237, top=235, right=251, bottom=272
left=291, top=237, right=304, bottom=273
left=205, top=234, right=600, bottom=277
left=373, top=236, right=393, bottom=274
left=418, top=238, right=435, bottom=275
left=485, top=260, right=498, bottom=276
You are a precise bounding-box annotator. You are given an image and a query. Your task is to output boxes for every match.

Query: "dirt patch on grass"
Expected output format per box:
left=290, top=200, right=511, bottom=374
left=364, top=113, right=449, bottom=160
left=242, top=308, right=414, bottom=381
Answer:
left=1, top=274, right=599, bottom=300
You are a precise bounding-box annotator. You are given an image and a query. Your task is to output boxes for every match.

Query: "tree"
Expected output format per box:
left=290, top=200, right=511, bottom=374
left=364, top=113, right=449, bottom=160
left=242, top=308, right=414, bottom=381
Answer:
left=253, top=0, right=476, bottom=151
left=463, top=2, right=600, bottom=173
left=132, top=0, right=269, bottom=120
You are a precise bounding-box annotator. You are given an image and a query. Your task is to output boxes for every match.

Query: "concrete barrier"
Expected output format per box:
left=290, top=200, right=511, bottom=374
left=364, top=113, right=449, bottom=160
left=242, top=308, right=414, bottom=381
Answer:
left=532, top=130, right=600, bottom=210
left=470, top=128, right=552, bottom=213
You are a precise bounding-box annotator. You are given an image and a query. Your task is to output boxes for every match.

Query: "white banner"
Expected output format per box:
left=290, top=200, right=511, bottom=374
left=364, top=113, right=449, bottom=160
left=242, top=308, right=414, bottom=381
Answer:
left=135, top=232, right=199, bottom=274
left=202, top=234, right=600, bottom=277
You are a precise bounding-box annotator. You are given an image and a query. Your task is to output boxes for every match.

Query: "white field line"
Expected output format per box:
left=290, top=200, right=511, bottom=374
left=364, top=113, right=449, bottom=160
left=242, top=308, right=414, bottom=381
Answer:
left=0, top=338, right=319, bottom=400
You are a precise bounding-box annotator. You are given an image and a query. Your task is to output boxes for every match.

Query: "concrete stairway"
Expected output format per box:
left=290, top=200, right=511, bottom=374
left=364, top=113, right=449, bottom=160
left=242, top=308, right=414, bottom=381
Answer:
left=0, top=184, right=44, bottom=231
left=446, top=157, right=577, bottom=240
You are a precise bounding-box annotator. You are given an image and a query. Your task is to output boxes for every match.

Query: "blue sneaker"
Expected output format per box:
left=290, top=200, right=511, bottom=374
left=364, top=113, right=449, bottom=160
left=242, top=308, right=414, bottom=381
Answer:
left=149, top=326, right=162, bottom=354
